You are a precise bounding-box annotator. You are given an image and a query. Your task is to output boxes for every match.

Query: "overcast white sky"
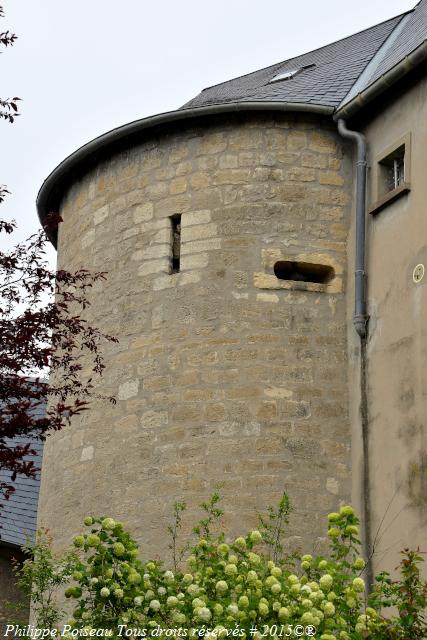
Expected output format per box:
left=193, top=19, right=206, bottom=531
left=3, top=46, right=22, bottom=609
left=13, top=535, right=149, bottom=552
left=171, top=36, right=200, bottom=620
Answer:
left=1, top=0, right=414, bottom=264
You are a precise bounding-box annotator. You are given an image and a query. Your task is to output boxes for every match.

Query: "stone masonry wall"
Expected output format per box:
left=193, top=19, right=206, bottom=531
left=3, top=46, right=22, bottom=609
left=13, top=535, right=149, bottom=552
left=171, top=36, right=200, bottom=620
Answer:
left=37, top=112, right=353, bottom=560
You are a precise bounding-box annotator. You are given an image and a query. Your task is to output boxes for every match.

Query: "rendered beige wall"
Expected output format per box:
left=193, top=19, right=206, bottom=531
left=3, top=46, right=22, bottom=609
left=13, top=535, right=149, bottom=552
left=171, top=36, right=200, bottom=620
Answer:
left=349, top=76, right=427, bottom=576
left=37, top=113, right=353, bottom=562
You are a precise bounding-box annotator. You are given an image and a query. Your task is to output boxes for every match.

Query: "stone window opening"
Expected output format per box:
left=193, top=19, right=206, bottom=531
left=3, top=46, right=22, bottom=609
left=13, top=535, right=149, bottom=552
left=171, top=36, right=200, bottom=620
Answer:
left=380, top=145, right=405, bottom=193
left=170, top=214, right=181, bottom=273
left=369, top=133, right=411, bottom=215
left=273, top=260, right=334, bottom=284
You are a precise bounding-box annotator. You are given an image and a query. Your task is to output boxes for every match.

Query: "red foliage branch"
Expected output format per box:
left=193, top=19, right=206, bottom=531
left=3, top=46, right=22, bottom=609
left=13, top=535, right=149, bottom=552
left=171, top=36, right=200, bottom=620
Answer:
left=0, top=4, right=21, bottom=123
left=0, top=213, right=118, bottom=501
left=0, top=3, right=116, bottom=502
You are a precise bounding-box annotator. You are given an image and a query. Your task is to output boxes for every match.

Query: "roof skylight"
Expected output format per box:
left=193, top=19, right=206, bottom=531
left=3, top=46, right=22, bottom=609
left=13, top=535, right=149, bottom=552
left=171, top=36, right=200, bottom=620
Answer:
left=268, top=64, right=316, bottom=84
left=270, top=69, right=299, bottom=83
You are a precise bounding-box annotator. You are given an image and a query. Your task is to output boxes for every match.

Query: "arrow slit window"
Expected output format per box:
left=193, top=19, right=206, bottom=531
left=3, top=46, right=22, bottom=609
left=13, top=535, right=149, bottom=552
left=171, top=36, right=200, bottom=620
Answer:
left=170, top=214, right=181, bottom=273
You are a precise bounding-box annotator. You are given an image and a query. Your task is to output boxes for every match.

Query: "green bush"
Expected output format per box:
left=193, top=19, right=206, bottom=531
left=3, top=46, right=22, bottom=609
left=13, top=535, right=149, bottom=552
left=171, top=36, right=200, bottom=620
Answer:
left=16, top=528, right=78, bottom=628
left=19, top=494, right=426, bottom=639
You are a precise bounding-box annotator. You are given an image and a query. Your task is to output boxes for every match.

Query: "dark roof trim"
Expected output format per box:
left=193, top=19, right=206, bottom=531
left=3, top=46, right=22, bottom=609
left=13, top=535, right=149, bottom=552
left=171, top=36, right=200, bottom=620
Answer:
left=0, top=539, right=23, bottom=550
left=335, top=38, right=427, bottom=120
left=37, top=101, right=334, bottom=248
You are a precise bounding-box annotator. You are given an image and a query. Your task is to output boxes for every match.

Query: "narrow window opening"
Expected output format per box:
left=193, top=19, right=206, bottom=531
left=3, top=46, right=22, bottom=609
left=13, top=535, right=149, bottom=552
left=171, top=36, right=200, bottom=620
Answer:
left=379, top=144, right=405, bottom=195
left=274, top=260, right=334, bottom=284
left=170, top=214, right=181, bottom=273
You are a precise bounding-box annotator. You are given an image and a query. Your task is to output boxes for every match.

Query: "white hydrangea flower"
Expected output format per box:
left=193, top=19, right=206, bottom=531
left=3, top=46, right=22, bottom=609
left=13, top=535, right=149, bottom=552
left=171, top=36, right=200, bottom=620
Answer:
left=192, top=598, right=206, bottom=609
left=227, top=604, right=239, bottom=616
left=149, top=599, right=161, bottom=611
left=216, top=580, right=228, bottom=593
left=353, top=577, right=365, bottom=592
left=234, top=537, right=246, bottom=548
left=158, top=587, right=167, bottom=596
left=173, top=612, right=186, bottom=625
left=320, top=574, right=333, bottom=591
left=167, top=595, right=179, bottom=608
left=197, top=607, right=212, bottom=622
left=187, top=584, right=199, bottom=596
left=101, top=517, right=116, bottom=530
left=249, top=530, right=263, bottom=544
left=323, top=602, right=335, bottom=616
left=248, top=552, right=261, bottom=565
left=225, top=564, right=237, bottom=576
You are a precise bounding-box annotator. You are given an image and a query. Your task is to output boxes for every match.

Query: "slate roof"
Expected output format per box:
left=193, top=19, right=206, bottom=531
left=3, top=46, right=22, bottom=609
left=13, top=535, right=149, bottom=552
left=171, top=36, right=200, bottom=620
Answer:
left=0, top=436, right=43, bottom=547
left=182, top=15, right=406, bottom=110
left=341, top=0, right=427, bottom=106
left=183, top=1, right=427, bottom=113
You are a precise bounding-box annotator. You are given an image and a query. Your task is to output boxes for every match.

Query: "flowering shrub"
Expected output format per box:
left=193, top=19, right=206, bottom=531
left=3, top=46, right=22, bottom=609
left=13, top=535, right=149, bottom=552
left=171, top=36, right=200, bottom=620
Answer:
left=50, top=495, right=425, bottom=640
left=16, top=529, right=78, bottom=628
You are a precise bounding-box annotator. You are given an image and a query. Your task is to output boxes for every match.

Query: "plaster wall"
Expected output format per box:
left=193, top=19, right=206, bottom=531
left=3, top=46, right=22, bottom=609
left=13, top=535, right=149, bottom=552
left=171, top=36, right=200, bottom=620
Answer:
left=351, top=76, right=427, bottom=575
left=37, top=113, right=353, bottom=562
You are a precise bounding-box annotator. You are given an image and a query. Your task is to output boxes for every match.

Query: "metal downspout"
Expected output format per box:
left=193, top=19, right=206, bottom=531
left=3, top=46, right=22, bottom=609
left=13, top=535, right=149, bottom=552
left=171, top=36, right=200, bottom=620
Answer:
left=337, top=119, right=368, bottom=338
left=337, top=119, right=373, bottom=592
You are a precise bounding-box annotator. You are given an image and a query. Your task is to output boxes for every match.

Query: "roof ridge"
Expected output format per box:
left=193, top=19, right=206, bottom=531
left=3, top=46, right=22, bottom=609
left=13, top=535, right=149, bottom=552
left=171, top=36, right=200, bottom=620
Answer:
left=339, top=10, right=413, bottom=108
left=195, top=11, right=411, bottom=96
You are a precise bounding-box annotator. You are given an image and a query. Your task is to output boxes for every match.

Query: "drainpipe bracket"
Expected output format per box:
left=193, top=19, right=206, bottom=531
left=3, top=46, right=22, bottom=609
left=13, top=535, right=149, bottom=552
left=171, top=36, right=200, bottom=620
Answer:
left=354, top=314, right=369, bottom=338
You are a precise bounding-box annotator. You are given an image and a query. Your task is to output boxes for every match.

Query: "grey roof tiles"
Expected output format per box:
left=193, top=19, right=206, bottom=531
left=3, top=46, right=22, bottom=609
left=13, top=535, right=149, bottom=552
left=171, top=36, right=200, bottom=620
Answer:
left=182, top=15, right=405, bottom=110
left=183, top=1, right=427, bottom=114
left=341, top=0, right=427, bottom=105
left=0, top=436, right=44, bottom=547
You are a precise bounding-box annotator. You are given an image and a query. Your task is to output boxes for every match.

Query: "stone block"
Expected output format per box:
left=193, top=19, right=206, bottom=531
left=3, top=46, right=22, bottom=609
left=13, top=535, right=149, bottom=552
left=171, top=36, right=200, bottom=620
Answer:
left=198, top=132, right=227, bottom=155
left=81, top=229, right=95, bottom=248
left=180, top=252, right=209, bottom=271
left=118, top=379, right=140, bottom=400
left=138, top=258, right=170, bottom=276
left=169, top=177, right=187, bottom=194
left=309, top=131, right=337, bottom=153
left=190, top=172, right=211, bottom=189
left=287, top=167, right=316, bottom=182
left=318, top=171, right=344, bottom=186
left=93, top=204, right=109, bottom=225
left=80, top=446, right=94, bottom=462
left=181, top=210, right=211, bottom=226
left=256, top=292, right=279, bottom=303
left=219, top=154, right=238, bottom=169
left=287, top=131, right=307, bottom=151
left=133, top=202, right=154, bottom=222
left=181, top=223, right=218, bottom=243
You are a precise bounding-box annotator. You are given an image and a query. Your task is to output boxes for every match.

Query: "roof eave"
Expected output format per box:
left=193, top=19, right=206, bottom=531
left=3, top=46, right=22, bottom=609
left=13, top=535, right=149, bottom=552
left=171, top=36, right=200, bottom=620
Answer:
left=37, top=101, right=334, bottom=248
left=335, top=38, right=427, bottom=121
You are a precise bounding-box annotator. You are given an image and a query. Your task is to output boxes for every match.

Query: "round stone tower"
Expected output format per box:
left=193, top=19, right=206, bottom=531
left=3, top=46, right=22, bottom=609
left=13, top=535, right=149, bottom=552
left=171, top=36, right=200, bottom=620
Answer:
left=37, top=108, right=352, bottom=558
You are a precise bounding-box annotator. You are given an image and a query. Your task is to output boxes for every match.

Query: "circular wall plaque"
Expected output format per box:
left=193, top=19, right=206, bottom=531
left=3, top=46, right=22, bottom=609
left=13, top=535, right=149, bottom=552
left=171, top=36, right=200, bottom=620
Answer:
left=413, top=263, right=425, bottom=283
